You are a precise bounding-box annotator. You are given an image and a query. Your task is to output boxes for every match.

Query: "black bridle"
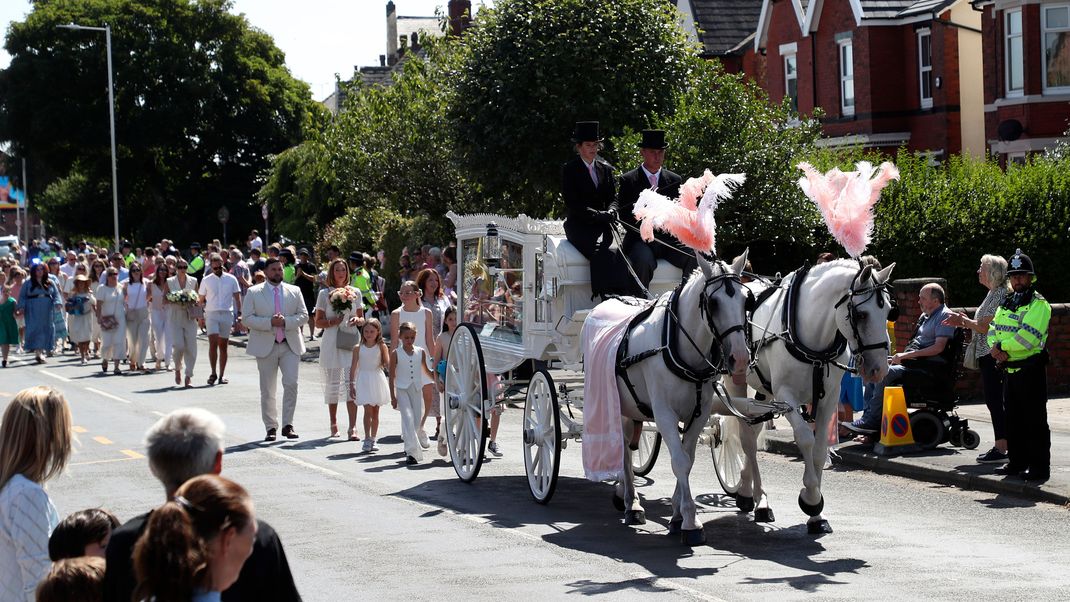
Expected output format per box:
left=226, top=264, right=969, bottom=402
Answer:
left=833, top=266, right=897, bottom=357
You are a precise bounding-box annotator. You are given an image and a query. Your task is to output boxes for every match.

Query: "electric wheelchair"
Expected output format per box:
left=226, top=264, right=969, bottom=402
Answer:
left=900, top=326, right=981, bottom=450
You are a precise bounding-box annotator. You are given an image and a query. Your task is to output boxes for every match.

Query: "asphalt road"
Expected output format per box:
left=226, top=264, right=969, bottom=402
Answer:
left=3, top=340, right=1069, bottom=601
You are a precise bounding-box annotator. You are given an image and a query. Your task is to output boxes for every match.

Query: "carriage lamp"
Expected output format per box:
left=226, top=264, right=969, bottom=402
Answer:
left=484, top=223, right=501, bottom=268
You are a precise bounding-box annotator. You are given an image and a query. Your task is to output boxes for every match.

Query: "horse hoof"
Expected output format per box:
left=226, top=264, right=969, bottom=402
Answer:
left=735, top=495, right=755, bottom=513
left=612, top=494, right=625, bottom=512
left=667, top=519, right=683, bottom=535
left=807, top=519, right=833, bottom=534
left=754, top=507, right=775, bottom=523
left=798, top=494, right=824, bottom=517
left=680, top=528, right=706, bottom=546
left=624, top=510, right=646, bottom=526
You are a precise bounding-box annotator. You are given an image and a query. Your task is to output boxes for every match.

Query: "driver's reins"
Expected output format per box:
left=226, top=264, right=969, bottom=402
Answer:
left=616, top=267, right=743, bottom=434
left=749, top=262, right=892, bottom=420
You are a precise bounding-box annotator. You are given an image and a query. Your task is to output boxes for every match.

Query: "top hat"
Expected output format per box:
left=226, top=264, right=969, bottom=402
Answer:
left=572, top=121, right=602, bottom=143
left=1007, top=248, right=1035, bottom=275
left=638, top=129, right=668, bottom=149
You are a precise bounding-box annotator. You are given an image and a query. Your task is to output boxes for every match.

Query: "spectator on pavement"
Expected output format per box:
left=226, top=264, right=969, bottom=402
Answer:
left=103, top=408, right=300, bottom=602
left=248, top=229, right=263, bottom=253
left=0, top=386, right=74, bottom=601
left=48, top=508, right=120, bottom=561
left=294, top=249, right=318, bottom=341
left=35, top=557, right=106, bottom=602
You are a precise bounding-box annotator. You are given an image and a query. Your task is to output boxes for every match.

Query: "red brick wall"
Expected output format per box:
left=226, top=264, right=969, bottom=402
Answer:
left=893, top=278, right=1070, bottom=399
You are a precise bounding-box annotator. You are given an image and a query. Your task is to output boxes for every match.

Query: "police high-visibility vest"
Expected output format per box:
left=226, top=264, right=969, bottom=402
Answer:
left=987, top=291, right=1051, bottom=369
left=189, top=254, right=205, bottom=276
left=124, top=253, right=137, bottom=267
left=350, top=268, right=376, bottom=309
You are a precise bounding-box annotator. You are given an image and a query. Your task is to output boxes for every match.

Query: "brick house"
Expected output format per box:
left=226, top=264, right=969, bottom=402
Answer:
left=746, top=0, right=985, bottom=157
left=975, top=0, right=1070, bottom=163
left=678, top=0, right=766, bottom=74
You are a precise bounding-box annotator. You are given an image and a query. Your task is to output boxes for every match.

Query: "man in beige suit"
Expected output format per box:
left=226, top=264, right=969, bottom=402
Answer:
left=242, top=258, right=309, bottom=441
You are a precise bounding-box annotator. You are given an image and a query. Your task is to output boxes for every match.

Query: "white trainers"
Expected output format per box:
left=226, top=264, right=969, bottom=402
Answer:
left=370, top=438, right=379, bottom=452
left=488, top=440, right=502, bottom=457
left=418, top=430, right=430, bottom=449
left=362, top=438, right=373, bottom=452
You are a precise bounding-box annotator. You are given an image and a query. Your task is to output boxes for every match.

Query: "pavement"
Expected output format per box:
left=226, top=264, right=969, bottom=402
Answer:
left=759, top=397, right=1070, bottom=507
left=228, top=333, right=1070, bottom=507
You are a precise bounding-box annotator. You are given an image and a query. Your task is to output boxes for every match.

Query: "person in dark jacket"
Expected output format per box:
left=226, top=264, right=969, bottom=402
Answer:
left=615, top=129, right=695, bottom=288
left=103, top=408, right=301, bottom=602
left=561, top=121, right=640, bottom=297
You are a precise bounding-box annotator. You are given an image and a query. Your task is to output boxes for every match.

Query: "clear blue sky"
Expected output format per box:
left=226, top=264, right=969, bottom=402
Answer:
left=0, top=1, right=491, bottom=100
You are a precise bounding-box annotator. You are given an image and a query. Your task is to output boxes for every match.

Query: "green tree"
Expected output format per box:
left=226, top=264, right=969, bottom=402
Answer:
left=0, top=0, right=324, bottom=245
left=450, top=0, right=695, bottom=217
left=611, top=60, right=824, bottom=268
left=256, top=139, right=342, bottom=242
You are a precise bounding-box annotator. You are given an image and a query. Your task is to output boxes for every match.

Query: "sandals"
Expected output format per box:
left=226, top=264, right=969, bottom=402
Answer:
left=330, top=424, right=340, bottom=438
left=347, top=428, right=359, bottom=442
left=208, top=374, right=218, bottom=386
left=218, top=377, right=228, bottom=385
left=113, top=367, right=122, bottom=375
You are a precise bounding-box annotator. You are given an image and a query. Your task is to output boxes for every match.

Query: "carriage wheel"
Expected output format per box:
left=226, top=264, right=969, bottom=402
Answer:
left=444, top=324, right=488, bottom=482
left=523, top=369, right=561, bottom=504
left=711, top=416, right=745, bottom=496
left=631, top=429, right=661, bottom=477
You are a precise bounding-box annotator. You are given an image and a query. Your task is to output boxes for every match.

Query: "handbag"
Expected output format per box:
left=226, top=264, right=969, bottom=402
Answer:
left=962, top=333, right=980, bottom=371
left=100, top=315, right=118, bottom=331
left=336, top=328, right=360, bottom=351
left=186, top=304, right=205, bottom=321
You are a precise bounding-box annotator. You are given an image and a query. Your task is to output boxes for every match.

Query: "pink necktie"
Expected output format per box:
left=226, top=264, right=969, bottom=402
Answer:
left=648, top=173, right=657, bottom=188
left=273, top=285, right=284, bottom=343
left=588, top=163, right=598, bottom=186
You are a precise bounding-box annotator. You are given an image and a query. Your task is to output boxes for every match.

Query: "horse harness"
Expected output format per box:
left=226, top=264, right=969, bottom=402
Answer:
left=748, top=262, right=894, bottom=421
left=615, top=270, right=743, bottom=434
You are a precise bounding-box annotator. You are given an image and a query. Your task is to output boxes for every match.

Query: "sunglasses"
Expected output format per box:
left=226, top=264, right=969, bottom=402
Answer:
left=177, top=266, right=188, bottom=270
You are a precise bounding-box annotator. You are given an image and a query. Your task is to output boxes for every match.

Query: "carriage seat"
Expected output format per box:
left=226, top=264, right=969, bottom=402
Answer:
left=545, top=236, right=684, bottom=292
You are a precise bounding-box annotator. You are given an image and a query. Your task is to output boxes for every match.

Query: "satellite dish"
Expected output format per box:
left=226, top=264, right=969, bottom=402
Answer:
left=997, top=119, right=1024, bottom=141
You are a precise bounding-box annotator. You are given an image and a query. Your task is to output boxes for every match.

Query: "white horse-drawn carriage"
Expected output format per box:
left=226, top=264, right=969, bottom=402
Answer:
left=442, top=163, right=900, bottom=542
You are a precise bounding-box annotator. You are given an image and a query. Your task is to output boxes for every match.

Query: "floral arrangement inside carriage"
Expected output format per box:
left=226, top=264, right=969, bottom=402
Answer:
left=460, top=236, right=524, bottom=343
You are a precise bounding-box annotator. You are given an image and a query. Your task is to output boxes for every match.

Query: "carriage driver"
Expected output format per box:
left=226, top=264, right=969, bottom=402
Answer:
left=616, top=129, right=697, bottom=288
left=561, top=121, right=643, bottom=297
left=987, top=249, right=1051, bottom=482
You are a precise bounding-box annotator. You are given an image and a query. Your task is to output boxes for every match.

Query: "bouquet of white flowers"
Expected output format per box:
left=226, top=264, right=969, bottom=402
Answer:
left=329, top=286, right=358, bottom=314
left=166, top=289, right=200, bottom=306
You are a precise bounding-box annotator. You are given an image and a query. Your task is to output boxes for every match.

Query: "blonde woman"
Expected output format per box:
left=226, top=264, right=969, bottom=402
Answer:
left=167, top=260, right=199, bottom=388
left=943, top=254, right=1010, bottom=464
left=95, top=268, right=127, bottom=375
left=0, top=386, right=73, bottom=600
left=123, top=263, right=151, bottom=372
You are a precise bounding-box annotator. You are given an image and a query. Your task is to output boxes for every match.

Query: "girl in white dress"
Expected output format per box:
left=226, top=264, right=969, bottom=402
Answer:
left=315, top=258, right=363, bottom=439
left=390, top=280, right=435, bottom=448
left=349, top=318, right=390, bottom=452
left=431, top=307, right=457, bottom=454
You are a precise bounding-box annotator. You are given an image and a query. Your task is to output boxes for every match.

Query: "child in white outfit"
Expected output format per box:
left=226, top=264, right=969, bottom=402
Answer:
left=349, top=318, right=391, bottom=452
left=390, top=321, right=433, bottom=465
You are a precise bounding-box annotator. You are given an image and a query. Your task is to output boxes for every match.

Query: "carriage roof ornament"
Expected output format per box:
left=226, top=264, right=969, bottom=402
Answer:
left=796, top=161, right=899, bottom=259
left=632, top=169, right=746, bottom=255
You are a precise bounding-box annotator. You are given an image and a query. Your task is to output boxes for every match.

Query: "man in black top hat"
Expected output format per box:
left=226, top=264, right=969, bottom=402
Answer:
left=561, top=121, right=641, bottom=297
left=616, top=129, right=694, bottom=288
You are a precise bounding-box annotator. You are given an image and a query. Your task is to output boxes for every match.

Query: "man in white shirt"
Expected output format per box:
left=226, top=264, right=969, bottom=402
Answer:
left=59, top=251, right=79, bottom=280
left=199, top=253, right=241, bottom=385
left=248, top=229, right=263, bottom=252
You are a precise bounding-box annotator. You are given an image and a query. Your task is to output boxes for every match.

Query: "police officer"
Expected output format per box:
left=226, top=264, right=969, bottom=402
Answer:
left=988, top=249, right=1051, bottom=481
left=188, top=242, right=206, bottom=280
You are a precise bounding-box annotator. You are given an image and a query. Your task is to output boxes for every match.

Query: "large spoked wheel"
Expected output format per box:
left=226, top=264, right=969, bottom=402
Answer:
left=631, top=428, right=661, bottom=477
left=444, top=324, right=488, bottom=482
left=711, top=416, right=745, bottom=496
left=523, top=369, right=561, bottom=504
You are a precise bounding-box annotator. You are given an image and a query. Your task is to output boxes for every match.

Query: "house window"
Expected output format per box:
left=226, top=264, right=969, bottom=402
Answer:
left=918, top=29, right=933, bottom=109
left=839, top=41, right=855, bottom=116
left=1007, top=152, right=1027, bottom=165
left=1006, top=9, right=1024, bottom=96
left=785, top=54, right=798, bottom=112
left=1043, top=5, right=1070, bottom=91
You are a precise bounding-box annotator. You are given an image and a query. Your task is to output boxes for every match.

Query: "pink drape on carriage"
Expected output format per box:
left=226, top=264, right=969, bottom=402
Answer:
left=581, top=299, right=647, bottom=482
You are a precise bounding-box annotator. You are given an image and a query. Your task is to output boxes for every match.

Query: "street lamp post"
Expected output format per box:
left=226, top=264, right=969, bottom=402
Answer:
left=57, top=23, right=120, bottom=252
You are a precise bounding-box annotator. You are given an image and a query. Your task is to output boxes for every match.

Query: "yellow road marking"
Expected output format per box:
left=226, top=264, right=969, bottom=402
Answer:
left=84, top=387, right=131, bottom=404
left=38, top=370, right=72, bottom=382
left=121, top=449, right=144, bottom=459
left=92, top=436, right=113, bottom=445
left=72, top=426, right=88, bottom=433
left=0, top=391, right=12, bottom=397
left=69, top=456, right=143, bottom=467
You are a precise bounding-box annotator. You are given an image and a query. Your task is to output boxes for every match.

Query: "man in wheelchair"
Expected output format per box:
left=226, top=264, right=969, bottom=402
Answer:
left=843, top=283, right=957, bottom=436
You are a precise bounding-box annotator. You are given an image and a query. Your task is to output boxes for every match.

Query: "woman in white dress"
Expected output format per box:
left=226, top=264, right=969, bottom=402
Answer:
left=66, top=275, right=95, bottom=365
left=314, top=258, right=363, bottom=439
left=95, top=268, right=127, bottom=375
left=390, top=280, right=435, bottom=446
left=167, top=260, right=199, bottom=388
left=123, top=263, right=150, bottom=372
left=147, top=267, right=171, bottom=371
left=88, top=260, right=107, bottom=358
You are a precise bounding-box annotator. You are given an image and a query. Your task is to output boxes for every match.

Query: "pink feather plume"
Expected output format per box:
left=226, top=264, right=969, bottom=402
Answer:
left=633, top=170, right=745, bottom=254
left=796, top=161, right=899, bottom=259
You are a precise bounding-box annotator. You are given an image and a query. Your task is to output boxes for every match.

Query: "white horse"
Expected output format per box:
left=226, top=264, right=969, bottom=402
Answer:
left=725, top=259, right=896, bottom=533
left=610, top=252, right=750, bottom=545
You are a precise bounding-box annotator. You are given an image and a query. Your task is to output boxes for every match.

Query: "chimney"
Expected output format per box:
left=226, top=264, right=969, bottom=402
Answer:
left=448, top=0, right=472, bottom=36
left=386, top=1, right=398, bottom=65
left=411, top=32, right=419, bottom=52
left=379, top=54, right=386, bottom=67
